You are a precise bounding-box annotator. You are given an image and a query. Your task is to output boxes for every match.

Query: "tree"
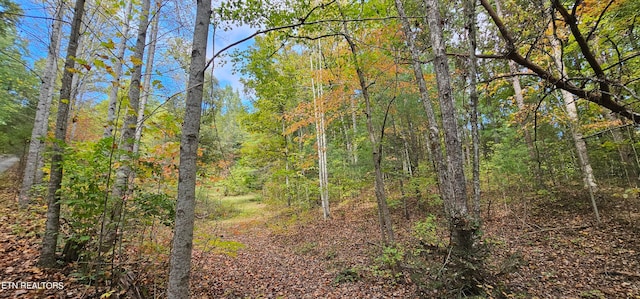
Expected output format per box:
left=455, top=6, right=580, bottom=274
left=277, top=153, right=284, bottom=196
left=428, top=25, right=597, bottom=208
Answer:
left=493, top=0, right=539, bottom=183
left=99, top=0, right=151, bottom=252
left=310, top=41, right=331, bottom=220
left=550, top=24, right=600, bottom=222
left=19, top=0, right=64, bottom=207
left=134, top=0, right=161, bottom=155
left=424, top=0, right=480, bottom=286
left=465, top=0, right=481, bottom=221
left=338, top=7, right=394, bottom=243
left=480, top=0, right=640, bottom=124
left=39, top=0, right=86, bottom=268
left=0, top=2, right=38, bottom=156
left=104, top=0, right=133, bottom=138
left=167, top=0, right=211, bottom=297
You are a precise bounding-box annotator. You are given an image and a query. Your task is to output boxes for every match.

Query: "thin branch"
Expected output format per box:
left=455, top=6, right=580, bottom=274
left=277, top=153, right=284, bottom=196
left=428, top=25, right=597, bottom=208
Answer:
left=480, top=0, right=640, bottom=123
left=478, top=72, right=538, bottom=84
left=586, top=0, right=616, bottom=41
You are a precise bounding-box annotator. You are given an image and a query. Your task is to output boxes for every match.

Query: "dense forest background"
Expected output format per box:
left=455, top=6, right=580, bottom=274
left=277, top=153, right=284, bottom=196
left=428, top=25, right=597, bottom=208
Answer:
left=1, top=0, right=639, bottom=297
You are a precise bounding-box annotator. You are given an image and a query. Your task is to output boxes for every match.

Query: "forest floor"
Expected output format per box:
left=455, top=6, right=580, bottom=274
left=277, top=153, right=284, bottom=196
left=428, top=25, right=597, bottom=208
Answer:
left=1, top=164, right=640, bottom=298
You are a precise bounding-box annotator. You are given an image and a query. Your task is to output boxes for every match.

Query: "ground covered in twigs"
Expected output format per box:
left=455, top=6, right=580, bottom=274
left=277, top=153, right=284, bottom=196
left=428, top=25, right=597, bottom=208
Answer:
left=1, top=163, right=640, bottom=298
left=484, top=187, right=640, bottom=298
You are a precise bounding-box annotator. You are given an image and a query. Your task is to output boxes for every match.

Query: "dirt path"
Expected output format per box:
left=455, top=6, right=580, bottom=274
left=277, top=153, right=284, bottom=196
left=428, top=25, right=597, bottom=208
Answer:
left=189, top=196, right=416, bottom=298
left=0, top=155, right=18, bottom=174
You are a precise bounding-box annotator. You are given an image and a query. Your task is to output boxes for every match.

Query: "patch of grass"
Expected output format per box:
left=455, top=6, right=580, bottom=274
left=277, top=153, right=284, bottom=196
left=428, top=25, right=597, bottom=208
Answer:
left=334, top=267, right=361, bottom=284
left=580, top=289, right=605, bottom=299
left=294, top=241, right=318, bottom=255
left=194, top=237, right=246, bottom=257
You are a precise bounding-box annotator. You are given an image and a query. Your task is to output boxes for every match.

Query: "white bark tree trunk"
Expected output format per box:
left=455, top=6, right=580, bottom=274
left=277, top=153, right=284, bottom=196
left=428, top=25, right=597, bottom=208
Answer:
left=394, top=0, right=453, bottom=210
left=551, top=34, right=600, bottom=223
left=465, top=0, right=481, bottom=221
left=19, top=0, right=64, bottom=207
left=424, top=0, right=471, bottom=237
left=134, top=1, right=160, bottom=154
left=104, top=0, right=133, bottom=138
left=167, top=0, right=211, bottom=297
left=310, top=44, right=330, bottom=220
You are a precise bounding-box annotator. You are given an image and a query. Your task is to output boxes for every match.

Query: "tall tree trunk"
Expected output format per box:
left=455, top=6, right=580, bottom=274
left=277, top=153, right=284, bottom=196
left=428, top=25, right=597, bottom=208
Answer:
left=339, top=14, right=394, bottom=243
left=394, top=0, right=454, bottom=212
left=465, top=0, right=481, bottom=221
left=282, top=117, right=292, bottom=207
left=424, top=0, right=474, bottom=249
left=39, top=0, right=86, bottom=268
left=310, top=43, right=330, bottom=220
left=167, top=0, right=211, bottom=297
left=134, top=1, right=160, bottom=154
left=19, top=0, right=64, bottom=207
left=104, top=0, right=133, bottom=138
left=550, top=33, right=600, bottom=223
left=100, top=0, right=150, bottom=251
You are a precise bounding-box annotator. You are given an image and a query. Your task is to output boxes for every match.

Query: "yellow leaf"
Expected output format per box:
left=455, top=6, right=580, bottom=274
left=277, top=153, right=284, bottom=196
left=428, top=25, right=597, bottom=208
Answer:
left=130, top=56, right=143, bottom=66
left=101, top=40, right=115, bottom=50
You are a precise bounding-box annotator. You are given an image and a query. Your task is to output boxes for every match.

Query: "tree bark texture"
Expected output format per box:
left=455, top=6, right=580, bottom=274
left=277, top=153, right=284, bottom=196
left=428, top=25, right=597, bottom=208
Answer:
left=424, top=0, right=476, bottom=252
left=19, top=0, right=64, bottom=207
left=134, top=1, right=160, bottom=154
left=167, top=0, right=211, bottom=297
left=464, top=0, right=481, bottom=221
left=39, top=0, right=86, bottom=268
left=394, top=0, right=453, bottom=211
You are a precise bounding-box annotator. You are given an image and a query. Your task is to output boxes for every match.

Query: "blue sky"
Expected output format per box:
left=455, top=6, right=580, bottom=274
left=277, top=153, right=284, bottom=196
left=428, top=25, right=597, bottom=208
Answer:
left=13, top=0, right=254, bottom=102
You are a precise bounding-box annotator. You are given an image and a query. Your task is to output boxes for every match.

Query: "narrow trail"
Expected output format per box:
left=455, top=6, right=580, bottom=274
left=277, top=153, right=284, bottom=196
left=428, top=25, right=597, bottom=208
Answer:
left=189, top=195, right=416, bottom=298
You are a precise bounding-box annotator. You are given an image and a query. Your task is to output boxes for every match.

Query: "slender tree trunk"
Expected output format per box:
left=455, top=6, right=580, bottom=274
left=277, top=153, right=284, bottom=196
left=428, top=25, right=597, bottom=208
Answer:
left=101, top=0, right=150, bottom=250
left=350, top=96, right=358, bottom=164
left=394, top=0, right=454, bottom=213
left=167, top=0, right=211, bottom=297
left=550, top=34, right=600, bottom=223
left=282, top=117, right=292, bottom=207
left=310, top=44, right=330, bottom=220
left=39, top=0, right=86, bottom=268
left=104, top=0, right=133, bottom=138
left=134, top=2, right=160, bottom=154
left=339, top=16, right=394, bottom=243
left=19, top=0, right=64, bottom=207
left=465, top=0, right=481, bottom=221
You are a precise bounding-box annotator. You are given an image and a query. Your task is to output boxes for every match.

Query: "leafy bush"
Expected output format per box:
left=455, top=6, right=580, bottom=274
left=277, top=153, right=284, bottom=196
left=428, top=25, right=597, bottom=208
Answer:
left=413, top=214, right=440, bottom=247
